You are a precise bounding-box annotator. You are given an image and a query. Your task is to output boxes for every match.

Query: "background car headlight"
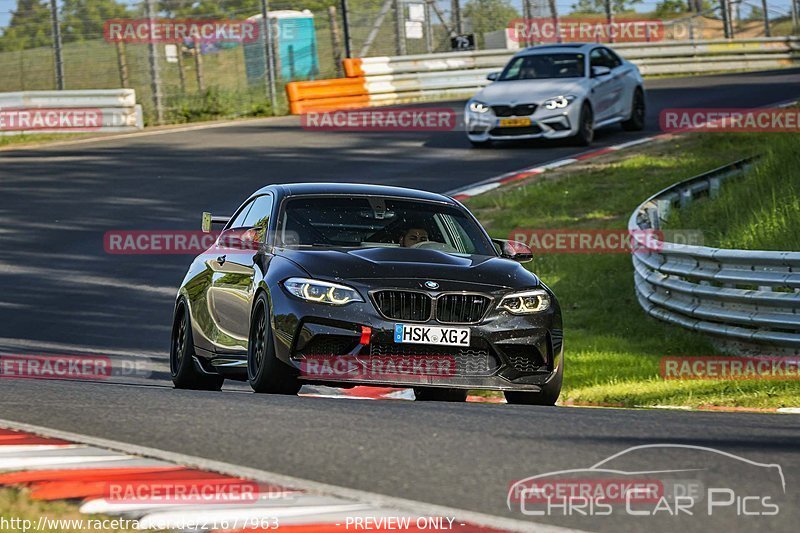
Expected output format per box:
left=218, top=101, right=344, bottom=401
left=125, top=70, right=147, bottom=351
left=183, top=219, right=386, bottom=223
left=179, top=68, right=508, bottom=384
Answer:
left=468, top=101, right=491, bottom=113
left=499, top=289, right=551, bottom=314
left=283, top=278, right=363, bottom=305
left=543, top=96, right=576, bottom=110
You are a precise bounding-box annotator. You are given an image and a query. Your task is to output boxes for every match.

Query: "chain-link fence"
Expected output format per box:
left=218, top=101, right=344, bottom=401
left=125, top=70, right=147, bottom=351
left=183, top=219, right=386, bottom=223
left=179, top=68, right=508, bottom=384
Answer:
left=0, top=0, right=797, bottom=125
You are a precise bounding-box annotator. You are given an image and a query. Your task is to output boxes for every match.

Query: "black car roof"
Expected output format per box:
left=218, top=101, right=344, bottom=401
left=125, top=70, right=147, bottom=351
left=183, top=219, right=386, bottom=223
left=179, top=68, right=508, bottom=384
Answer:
left=254, top=182, right=456, bottom=204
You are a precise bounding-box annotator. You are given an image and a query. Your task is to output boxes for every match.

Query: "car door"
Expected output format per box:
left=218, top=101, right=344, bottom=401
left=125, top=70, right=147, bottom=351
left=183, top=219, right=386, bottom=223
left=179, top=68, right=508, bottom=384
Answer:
left=601, top=47, right=632, bottom=119
left=207, top=194, right=274, bottom=353
left=589, top=47, right=623, bottom=122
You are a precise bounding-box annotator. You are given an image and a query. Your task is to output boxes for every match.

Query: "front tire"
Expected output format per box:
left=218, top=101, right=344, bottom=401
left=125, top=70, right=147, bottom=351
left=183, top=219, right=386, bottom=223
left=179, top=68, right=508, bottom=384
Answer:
left=414, top=387, right=468, bottom=402
left=469, top=138, right=491, bottom=148
left=170, top=300, right=224, bottom=391
left=504, top=359, right=563, bottom=406
left=247, top=292, right=300, bottom=395
left=572, top=103, right=594, bottom=146
left=621, top=88, right=645, bottom=131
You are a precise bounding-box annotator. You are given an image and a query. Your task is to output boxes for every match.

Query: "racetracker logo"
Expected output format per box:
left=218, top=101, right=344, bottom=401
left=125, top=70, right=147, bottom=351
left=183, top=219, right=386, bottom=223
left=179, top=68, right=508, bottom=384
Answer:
left=660, top=108, right=800, bottom=132
left=508, top=18, right=665, bottom=43
left=0, top=108, right=103, bottom=132
left=300, top=355, right=457, bottom=381
left=0, top=355, right=111, bottom=380
left=509, top=229, right=704, bottom=254
left=103, top=19, right=260, bottom=44
left=661, top=356, right=800, bottom=380
left=301, top=108, right=457, bottom=131
left=103, top=480, right=277, bottom=505
left=104, top=230, right=220, bottom=255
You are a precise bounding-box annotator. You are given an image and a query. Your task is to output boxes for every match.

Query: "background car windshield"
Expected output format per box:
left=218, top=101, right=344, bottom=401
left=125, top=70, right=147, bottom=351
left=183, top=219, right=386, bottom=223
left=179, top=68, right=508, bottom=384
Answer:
left=279, top=197, right=495, bottom=255
left=499, top=53, right=585, bottom=81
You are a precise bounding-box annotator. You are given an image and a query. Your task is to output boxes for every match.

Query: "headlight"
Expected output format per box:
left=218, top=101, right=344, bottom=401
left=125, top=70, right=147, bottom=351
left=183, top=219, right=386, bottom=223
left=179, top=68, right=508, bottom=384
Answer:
left=468, top=101, right=491, bottom=114
left=543, top=95, right=576, bottom=110
left=498, top=289, right=551, bottom=314
left=283, top=278, right=363, bottom=305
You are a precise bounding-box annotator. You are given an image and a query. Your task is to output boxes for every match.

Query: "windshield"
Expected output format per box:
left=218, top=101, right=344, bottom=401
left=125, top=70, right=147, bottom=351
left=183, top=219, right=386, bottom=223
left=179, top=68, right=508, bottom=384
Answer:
left=278, top=196, right=495, bottom=255
left=499, top=53, right=585, bottom=81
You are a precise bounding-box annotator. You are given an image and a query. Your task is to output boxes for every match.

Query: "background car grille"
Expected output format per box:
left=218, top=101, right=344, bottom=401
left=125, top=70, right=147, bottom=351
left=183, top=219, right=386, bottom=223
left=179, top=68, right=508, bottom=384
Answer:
left=437, top=294, right=491, bottom=323
left=489, top=125, right=543, bottom=136
left=372, top=290, right=432, bottom=321
left=491, top=103, right=538, bottom=117
left=370, top=342, right=497, bottom=376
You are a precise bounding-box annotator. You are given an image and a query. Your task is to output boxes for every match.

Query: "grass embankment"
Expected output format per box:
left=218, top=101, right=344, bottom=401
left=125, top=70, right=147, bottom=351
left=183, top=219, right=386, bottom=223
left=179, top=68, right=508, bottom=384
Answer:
left=466, top=133, right=800, bottom=408
left=0, top=488, right=135, bottom=533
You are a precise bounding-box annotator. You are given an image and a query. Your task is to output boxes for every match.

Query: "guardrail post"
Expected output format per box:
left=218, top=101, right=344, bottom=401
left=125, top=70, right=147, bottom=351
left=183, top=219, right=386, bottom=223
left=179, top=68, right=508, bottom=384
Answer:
left=145, top=0, right=164, bottom=125
left=656, top=199, right=672, bottom=224
left=709, top=177, right=721, bottom=198
left=48, top=0, right=64, bottom=90
left=680, top=189, right=693, bottom=208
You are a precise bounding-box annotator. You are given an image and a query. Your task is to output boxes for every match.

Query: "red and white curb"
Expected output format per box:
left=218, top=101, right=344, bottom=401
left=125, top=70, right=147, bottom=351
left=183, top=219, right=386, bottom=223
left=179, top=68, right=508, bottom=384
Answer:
left=300, top=386, right=506, bottom=404
left=0, top=419, right=583, bottom=533
left=449, top=135, right=669, bottom=201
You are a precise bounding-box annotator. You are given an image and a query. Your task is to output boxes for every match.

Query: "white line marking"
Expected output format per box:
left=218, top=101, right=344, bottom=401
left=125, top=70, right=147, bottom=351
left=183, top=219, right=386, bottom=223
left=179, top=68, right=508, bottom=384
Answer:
left=0, top=418, right=591, bottom=533
left=776, top=407, right=800, bottom=414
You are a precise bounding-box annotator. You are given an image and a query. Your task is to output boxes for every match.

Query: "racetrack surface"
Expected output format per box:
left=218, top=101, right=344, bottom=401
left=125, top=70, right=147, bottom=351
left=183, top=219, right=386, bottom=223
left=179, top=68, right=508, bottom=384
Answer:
left=1, top=68, right=800, bottom=532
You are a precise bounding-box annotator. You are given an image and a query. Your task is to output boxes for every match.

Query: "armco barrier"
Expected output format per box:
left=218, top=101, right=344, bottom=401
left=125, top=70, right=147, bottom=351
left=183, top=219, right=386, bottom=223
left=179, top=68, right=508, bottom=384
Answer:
left=286, top=37, right=800, bottom=114
left=629, top=158, right=800, bottom=352
left=0, top=89, right=143, bottom=135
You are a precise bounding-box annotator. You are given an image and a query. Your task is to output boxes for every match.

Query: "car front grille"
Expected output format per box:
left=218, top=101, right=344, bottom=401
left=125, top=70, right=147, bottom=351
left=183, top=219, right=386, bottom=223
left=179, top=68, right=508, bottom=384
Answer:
left=369, top=342, right=497, bottom=376
left=489, top=125, right=543, bottom=136
left=491, top=103, right=538, bottom=117
left=372, top=290, right=492, bottom=324
left=372, top=290, right=432, bottom=321
left=437, top=294, right=491, bottom=323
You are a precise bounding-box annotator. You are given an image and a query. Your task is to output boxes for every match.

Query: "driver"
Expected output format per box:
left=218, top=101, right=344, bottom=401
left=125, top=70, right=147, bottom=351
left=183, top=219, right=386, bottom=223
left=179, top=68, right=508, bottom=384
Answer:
left=399, top=227, right=429, bottom=247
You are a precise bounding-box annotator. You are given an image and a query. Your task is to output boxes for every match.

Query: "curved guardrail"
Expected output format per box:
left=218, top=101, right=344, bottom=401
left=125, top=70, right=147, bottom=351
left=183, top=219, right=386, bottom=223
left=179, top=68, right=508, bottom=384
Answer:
left=628, top=158, right=800, bottom=350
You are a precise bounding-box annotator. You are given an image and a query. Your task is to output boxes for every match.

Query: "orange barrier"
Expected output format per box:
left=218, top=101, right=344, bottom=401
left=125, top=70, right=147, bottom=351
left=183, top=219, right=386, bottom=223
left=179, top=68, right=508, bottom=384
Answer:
left=285, top=76, right=368, bottom=114
left=342, top=58, right=364, bottom=78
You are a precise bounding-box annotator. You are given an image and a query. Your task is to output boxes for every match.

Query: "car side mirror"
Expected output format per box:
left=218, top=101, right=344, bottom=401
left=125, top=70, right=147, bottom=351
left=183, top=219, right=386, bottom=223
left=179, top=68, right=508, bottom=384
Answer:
left=202, top=212, right=231, bottom=233
left=492, top=239, right=533, bottom=263
left=486, top=72, right=500, bottom=81
left=591, top=66, right=611, bottom=78
left=218, top=227, right=264, bottom=251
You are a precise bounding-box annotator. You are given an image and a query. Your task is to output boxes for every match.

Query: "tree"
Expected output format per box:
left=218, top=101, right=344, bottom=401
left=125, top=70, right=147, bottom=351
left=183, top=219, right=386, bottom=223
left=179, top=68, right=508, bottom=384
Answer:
left=0, top=0, right=52, bottom=52
left=463, top=0, right=520, bottom=43
left=60, top=0, right=130, bottom=43
left=654, top=0, right=689, bottom=16
left=571, top=0, right=643, bottom=15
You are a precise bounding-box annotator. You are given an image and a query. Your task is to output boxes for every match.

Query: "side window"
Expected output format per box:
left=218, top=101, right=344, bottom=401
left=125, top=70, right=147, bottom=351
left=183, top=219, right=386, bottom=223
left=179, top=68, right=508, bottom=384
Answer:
left=603, top=48, right=623, bottom=69
left=242, top=194, right=274, bottom=229
left=589, top=48, right=605, bottom=69
left=227, top=199, right=255, bottom=229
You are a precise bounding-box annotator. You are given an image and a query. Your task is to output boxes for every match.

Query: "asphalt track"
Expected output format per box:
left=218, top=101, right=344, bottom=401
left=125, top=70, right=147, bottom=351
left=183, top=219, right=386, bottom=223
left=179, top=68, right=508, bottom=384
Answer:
left=1, top=68, right=800, bottom=532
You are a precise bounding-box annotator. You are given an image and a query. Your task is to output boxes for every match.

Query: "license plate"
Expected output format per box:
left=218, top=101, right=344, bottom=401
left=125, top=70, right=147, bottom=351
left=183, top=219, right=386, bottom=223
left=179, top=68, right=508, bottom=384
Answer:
left=394, top=324, right=470, bottom=347
left=498, top=117, right=532, bottom=128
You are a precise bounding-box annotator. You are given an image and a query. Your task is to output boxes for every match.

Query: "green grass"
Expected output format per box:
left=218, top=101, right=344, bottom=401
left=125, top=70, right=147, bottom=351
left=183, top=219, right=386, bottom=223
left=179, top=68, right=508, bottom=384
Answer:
left=666, top=135, right=800, bottom=251
left=0, top=132, right=96, bottom=148
left=0, top=488, right=135, bottom=533
left=466, top=132, right=800, bottom=408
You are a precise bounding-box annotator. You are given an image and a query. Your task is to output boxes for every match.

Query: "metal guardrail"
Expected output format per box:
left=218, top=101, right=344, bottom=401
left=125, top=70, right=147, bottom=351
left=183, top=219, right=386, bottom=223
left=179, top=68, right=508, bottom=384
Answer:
left=0, top=89, right=143, bottom=135
left=628, top=158, right=800, bottom=350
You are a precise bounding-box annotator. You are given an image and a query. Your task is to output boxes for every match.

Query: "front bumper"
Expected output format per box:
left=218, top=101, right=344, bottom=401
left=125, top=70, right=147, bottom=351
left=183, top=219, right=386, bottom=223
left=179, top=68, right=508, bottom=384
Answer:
left=465, top=106, right=580, bottom=142
left=271, top=283, right=563, bottom=392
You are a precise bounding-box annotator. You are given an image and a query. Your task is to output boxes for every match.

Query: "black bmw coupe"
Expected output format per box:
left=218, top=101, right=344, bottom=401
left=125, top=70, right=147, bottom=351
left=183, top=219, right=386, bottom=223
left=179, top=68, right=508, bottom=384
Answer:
left=170, top=183, right=563, bottom=404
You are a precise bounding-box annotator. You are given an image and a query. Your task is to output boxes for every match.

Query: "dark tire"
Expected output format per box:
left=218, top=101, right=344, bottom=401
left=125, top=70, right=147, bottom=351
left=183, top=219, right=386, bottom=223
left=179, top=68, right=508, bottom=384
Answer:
left=413, top=387, right=468, bottom=402
left=247, top=292, right=300, bottom=395
left=170, top=300, right=224, bottom=391
left=621, top=88, right=645, bottom=131
left=469, top=139, right=491, bottom=148
left=572, top=103, right=594, bottom=146
left=504, top=359, right=563, bottom=406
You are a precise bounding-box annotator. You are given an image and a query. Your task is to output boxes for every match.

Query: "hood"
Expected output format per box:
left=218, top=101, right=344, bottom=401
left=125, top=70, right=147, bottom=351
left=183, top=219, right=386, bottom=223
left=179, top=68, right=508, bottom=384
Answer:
left=275, top=247, right=540, bottom=290
left=473, top=79, right=585, bottom=105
